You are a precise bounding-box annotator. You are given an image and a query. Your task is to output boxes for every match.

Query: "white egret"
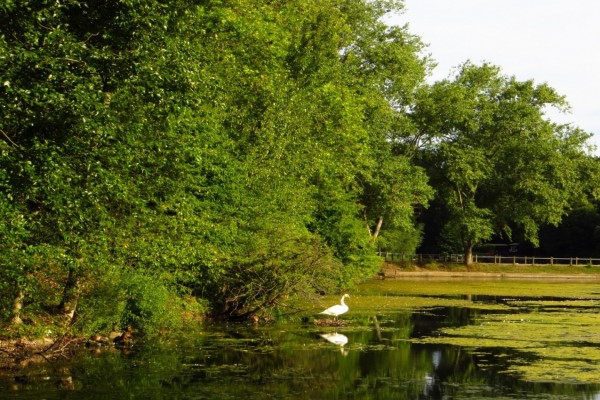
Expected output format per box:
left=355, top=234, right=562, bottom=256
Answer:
left=320, top=294, right=350, bottom=319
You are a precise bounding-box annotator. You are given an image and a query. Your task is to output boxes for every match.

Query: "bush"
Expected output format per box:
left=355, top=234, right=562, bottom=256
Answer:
left=75, top=267, right=205, bottom=338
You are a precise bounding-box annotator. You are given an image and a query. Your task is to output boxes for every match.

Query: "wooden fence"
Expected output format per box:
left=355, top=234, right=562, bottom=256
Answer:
left=378, top=253, right=600, bottom=266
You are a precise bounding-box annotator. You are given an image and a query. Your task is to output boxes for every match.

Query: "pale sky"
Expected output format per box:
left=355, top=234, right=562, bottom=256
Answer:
left=390, top=0, right=600, bottom=152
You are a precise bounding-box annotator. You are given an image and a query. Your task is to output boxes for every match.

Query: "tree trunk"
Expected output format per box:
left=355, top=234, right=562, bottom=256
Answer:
left=10, top=289, right=25, bottom=325
left=59, top=268, right=80, bottom=325
left=372, top=216, right=384, bottom=240
left=364, top=210, right=373, bottom=237
left=464, top=244, right=474, bottom=266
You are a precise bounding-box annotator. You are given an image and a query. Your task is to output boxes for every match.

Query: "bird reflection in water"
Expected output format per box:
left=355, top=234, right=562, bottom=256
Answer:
left=320, top=332, right=349, bottom=356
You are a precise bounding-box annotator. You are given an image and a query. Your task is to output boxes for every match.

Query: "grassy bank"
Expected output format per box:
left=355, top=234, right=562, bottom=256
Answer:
left=382, top=261, right=600, bottom=276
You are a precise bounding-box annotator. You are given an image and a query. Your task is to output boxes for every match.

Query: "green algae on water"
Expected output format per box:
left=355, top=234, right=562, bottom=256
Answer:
left=358, top=278, right=600, bottom=384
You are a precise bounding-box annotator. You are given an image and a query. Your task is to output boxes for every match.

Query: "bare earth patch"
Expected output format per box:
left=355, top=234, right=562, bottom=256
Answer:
left=0, top=336, right=85, bottom=369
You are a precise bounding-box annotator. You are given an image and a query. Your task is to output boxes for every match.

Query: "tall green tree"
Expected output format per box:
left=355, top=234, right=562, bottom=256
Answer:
left=0, top=0, right=218, bottom=329
left=319, top=0, right=433, bottom=255
left=0, top=0, right=119, bottom=325
left=0, top=0, right=433, bottom=328
left=413, top=63, right=597, bottom=265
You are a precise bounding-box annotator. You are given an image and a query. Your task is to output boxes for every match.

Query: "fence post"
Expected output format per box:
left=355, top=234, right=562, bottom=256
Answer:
left=513, top=256, right=516, bottom=265
left=550, top=257, right=553, bottom=266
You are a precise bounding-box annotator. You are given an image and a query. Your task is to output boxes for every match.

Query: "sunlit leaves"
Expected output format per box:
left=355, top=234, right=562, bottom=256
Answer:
left=0, top=0, right=433, bottom=326
left=414, top=62, right=596, bottom=261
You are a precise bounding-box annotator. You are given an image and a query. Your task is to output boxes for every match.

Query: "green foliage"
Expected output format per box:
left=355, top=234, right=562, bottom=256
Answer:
left=203, top=221, right=342, bottom=319
left=118, top=271, right=185, bottom=335
left=74, top=264, right=207, bottom=337
left=377, top=226, right=424, bottom=255
left=413, top=62, right=598, bottom=263
left=0, top=0, right=434, bottom=331
left=4, top=0, right=596, bottom=335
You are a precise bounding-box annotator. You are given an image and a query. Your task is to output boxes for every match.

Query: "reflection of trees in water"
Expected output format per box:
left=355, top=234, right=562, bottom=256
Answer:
left=410, top=306, right=482, bottom=338
left=4, top=316, right=600, bottom=399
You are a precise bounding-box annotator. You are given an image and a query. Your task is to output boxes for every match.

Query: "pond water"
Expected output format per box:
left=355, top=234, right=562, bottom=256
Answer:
left=2, top=278, right=600, bottom=399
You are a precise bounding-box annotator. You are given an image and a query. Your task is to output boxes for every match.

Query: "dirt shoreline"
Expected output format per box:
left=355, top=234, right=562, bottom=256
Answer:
left=381, top=269, right=600, bottom=281
left=0, top=330, right=130, bottom=369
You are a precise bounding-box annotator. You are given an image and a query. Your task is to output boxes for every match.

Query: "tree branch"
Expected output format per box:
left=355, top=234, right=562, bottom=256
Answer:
left=0, top=128, right=19, bottom=148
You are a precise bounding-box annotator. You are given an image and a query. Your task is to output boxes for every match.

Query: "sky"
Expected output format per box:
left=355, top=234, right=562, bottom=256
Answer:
left=389, top=0, right=600, bottom=152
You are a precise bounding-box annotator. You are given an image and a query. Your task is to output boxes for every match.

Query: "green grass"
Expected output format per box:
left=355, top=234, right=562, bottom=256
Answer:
left=385, top=261, right=600, bottom=275
left=359, top=279, right=600, bottom=299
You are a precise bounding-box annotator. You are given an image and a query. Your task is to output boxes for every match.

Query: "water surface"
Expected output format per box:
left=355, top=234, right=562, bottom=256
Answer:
left=2, top=279, right=600, bottom=399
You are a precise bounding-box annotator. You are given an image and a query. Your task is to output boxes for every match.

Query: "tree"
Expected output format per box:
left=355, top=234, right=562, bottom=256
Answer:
left=0, top=0, right=214, bottom=329
left=333, top=0, right=434, bottom=249
left=0, top=0, right=434, bottom=328
left=0, top=0, right=118, bottom=326
left=413, top=62, right=597, bottom=265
